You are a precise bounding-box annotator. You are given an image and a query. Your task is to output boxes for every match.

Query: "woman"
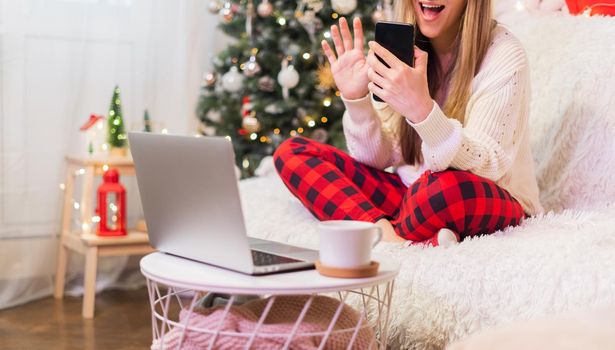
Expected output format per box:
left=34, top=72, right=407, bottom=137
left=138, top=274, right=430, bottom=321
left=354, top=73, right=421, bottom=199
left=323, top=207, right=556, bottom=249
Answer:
left=273, top=0, right=543, bottom=246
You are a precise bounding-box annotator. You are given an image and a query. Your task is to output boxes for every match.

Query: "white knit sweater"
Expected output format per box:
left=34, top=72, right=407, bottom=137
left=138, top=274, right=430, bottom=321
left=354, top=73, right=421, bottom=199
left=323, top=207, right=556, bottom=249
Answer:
left=342, top=25, right=543, bottom=215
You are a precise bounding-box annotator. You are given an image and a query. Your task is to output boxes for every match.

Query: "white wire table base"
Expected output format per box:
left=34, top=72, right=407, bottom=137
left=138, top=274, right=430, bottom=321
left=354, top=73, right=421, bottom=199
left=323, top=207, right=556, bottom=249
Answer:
left=146, top=278, right=395, bottom=350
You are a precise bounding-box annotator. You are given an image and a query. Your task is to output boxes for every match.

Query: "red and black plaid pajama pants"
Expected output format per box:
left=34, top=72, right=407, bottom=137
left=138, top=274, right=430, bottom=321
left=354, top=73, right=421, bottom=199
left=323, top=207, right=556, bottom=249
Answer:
left=273, top=136, right=526, bottom=244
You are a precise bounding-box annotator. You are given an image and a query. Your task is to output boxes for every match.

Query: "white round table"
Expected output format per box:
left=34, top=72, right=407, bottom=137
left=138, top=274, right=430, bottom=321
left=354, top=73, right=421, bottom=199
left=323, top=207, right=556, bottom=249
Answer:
left=141, top=252, right=400, bottom=350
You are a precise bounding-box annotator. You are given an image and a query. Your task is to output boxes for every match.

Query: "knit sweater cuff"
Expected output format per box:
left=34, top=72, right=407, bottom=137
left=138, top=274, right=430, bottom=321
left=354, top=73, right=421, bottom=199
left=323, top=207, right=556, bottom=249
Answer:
left=341, top=94, right=376, bottom=125
left=407, top=101, right=457, bottom=147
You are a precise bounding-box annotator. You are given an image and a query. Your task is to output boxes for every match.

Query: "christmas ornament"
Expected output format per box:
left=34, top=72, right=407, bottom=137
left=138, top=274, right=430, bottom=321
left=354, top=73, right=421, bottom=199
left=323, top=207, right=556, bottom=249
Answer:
left=203, top=71, right=217, bottom=87
left=277, top=59, right=299, bottom=99
left=311, top=128, right=329, bottom=143
left=222, top=66, right=244, bottom=92
left=331, top=0, right=357, bottom=14
left=295, top=0, right=325, bottom=42
left=220, top=1, right=234, bottom=22
left=208, top=0, right=221, bottom=14
left=241, top=96, right=261, bottom=133
left=242, top=54, right=261, bottom=77
left=96, top=169, right=126, bottom=237
left=246, top=0, right=255, bottom=38
left=257, top=0, right=274, bottom=17
left=258, top=76, right=276, bottom=92
left=316, top=63, right=336, bottom=90
left=372, top=2, right=385, bottom=22
left=107, top=85, right=127, bottom=154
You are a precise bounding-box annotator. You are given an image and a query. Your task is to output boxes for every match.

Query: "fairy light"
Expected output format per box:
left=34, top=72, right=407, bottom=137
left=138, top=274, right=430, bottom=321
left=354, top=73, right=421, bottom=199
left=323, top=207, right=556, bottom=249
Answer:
left=273, top=128, right=281, bottom=135
left=102, top=164, right=109, bottom=172
left=161, top=128, right=168, bottom=134
left=278, top=17, right=286, bottom=25
left=290, top=130, right=297, bottom=136
left=297, top=127, right=304, bottom=134
left=302, top=53, right=311, bottom=60
left=323, top=31, right=331, bottom=39
left=75, top=168, right=86, bottom=176
left=250, top=133, right=258, bottom=140
left=335, top=90, right=341, bottom=97
left=59, top=183, right=66, bottom=191
left=82, top=223, right=90, bottom=233
left=242, top=158, right=250, bottom=169
left=225, top=135, right=232, bottom=141
left=259, top=136, right=267, bottom=142
left=308, top=120, right=316, bottom=127
left=323, top=97, right=332, bottom=107
left=102, top=143, right=109, bottom=151
left=321, top=116, right=328, bottom=123
left=331, top=12, right=339, bottom=19
left=515, top=0, right=525, bottom=11
left=73, top=201, right=80, bottom=210
left=92, top=215, right=101, bottom=223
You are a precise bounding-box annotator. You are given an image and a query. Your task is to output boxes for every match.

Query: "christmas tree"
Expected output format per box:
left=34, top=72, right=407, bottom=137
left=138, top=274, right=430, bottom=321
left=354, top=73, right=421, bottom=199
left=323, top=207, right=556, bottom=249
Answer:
left=197, top=0, right=387, bottom=177
left=107, top=85, right=126, bottom=149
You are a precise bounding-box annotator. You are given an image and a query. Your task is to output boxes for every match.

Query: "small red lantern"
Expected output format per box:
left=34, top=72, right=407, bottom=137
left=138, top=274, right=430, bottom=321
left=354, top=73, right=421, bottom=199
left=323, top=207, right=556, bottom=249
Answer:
left=97, top=169, right=127, bottom=236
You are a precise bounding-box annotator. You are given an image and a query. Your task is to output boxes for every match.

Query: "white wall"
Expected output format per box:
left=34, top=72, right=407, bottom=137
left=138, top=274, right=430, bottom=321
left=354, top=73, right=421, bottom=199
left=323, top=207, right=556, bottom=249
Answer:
left=0, top=0, right=221, bottom=308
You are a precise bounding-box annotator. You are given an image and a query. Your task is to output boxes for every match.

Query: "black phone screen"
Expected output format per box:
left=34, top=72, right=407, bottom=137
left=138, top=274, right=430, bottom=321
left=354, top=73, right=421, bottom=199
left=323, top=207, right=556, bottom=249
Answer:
left=373, top=21, right=415, bottom=102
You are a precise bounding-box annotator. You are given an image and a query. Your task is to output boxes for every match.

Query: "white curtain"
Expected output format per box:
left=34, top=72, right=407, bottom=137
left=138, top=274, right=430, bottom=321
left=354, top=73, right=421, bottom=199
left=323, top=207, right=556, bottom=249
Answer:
left=0, top=0, right=221, bottom=309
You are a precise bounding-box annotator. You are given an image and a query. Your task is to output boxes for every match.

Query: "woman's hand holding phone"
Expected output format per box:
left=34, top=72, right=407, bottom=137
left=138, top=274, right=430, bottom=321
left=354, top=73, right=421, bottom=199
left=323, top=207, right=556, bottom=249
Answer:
left=366, top=41, right=433, bottom=124
left=321, top=17, right=370, bottom=101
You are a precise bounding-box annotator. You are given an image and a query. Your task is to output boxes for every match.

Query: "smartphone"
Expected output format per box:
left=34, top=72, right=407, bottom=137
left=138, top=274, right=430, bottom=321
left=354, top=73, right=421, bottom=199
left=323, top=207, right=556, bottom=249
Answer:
left=373, top=21, right=415, bottom=102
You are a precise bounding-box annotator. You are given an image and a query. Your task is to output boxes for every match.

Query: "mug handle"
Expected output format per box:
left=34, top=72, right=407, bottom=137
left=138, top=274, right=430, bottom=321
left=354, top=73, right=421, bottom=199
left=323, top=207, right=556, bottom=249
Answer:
left=372, top=227, right=383, bottom=248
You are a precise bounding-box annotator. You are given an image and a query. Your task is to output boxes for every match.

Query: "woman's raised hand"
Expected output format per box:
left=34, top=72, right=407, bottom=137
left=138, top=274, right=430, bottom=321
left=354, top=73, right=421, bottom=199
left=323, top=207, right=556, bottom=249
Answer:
left=321, top=17, right=370, bottom=101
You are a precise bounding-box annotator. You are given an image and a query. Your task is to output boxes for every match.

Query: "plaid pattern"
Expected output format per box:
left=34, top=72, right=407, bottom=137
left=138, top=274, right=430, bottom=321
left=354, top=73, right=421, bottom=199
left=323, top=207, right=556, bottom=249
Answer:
left=274, top=137, right=525, bottom=243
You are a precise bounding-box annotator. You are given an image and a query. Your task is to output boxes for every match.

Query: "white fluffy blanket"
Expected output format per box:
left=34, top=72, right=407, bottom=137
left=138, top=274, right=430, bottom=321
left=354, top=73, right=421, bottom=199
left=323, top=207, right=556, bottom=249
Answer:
left=239, top=12, right=615, bottom=350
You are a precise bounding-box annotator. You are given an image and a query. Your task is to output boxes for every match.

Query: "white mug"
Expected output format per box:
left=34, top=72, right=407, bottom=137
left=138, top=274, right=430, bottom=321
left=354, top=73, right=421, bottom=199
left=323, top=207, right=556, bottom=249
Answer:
left=318, top=220, right=382, bottom=269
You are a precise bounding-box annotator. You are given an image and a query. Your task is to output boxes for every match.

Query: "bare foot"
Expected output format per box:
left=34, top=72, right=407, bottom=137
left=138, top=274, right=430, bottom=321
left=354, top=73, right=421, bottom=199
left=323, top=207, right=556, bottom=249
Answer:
left=375, top=219, right=406, bottom=243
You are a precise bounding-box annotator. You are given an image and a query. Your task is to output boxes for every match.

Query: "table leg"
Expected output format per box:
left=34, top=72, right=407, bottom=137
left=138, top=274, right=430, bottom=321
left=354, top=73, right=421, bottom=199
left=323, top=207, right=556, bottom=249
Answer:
left=54, top=165, right=75, bottom=299
left=82, top=246, right=98, bottom=318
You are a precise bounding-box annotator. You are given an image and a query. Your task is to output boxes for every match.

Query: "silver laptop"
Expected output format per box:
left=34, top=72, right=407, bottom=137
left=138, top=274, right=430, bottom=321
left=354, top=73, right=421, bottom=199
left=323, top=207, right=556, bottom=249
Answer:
left=129, top=132, right=318, bottom=275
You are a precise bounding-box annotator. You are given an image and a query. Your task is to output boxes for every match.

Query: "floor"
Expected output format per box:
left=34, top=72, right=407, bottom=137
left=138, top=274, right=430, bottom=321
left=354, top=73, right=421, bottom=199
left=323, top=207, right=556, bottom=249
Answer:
left=0, top=288, right=153, bottom=350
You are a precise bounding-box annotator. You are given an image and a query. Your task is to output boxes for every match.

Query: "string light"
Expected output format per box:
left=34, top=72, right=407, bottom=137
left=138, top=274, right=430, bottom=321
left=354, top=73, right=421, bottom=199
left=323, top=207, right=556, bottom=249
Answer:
left=102, top=164, right=109, bottom=172
left=259, top=136, right=267, bottom=142
left=323, top=97, right=332, bottom=107
left=290, top=130, right=297, bottom=136
left=75, top=168, right=86, bottom=176
left=161, top=128, right=168, bottom=134
left=250, top=133, right=258, bottom=140
left=102, top=143, right=109, bottom=151
left=225, top=135, right=232, bottom=141
left=331, top=12, right=339, bottom=19
left=297, top=127, right=304, bottom=133
left=321, top=116, right=328, bottom=123
left=335, top=90, right=341, bottom=97
left=242, top=158, right=250, bottom=169
left=323, top=31, right=331, bottom=39
left=59, top=183, right=66, bottom=191
left=278, top=17, right=286, bottom=25
left=273, top=128, right=280, bottom=135
left=308, top=120, right=316, bottom=127
left=515, top=0, right=525, bottom=11
left=73, top=201, right=80, bottom=210
left=92, top=215, right=101, bottom=223
left=302, top=53, right=311, bottom=60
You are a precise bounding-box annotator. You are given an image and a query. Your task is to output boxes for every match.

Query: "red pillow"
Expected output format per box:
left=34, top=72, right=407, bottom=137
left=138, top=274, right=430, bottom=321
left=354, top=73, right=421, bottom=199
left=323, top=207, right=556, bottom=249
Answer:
left=566, top=0, right=615, bottom=16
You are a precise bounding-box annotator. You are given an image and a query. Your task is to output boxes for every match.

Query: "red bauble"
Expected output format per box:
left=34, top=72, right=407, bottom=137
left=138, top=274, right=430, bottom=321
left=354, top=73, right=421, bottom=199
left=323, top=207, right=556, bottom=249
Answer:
left=97, top=169, right=127, bottom=236
left=566, top=0, right=615, bottom=16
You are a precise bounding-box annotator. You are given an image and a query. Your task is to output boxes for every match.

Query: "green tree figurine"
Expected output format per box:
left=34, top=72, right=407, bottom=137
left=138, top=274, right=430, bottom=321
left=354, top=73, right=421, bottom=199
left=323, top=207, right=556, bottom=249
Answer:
left=143, top=109, right=152, bottom=132
left=107, top=85, right=127, bottom=150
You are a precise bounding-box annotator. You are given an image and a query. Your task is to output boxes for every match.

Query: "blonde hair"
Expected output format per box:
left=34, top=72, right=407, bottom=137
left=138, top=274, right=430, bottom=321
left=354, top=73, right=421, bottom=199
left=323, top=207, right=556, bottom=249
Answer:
left=395, top=0, right=496, bottom=165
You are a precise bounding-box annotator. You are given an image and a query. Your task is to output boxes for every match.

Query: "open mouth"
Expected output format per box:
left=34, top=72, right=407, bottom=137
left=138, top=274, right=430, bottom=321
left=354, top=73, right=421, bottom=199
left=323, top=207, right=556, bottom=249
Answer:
left=419, top=1, right=445, bottom=20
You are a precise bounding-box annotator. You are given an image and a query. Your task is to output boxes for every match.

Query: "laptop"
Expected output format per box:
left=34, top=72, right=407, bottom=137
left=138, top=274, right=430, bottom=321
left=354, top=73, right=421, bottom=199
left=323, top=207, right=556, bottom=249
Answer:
left=128, top=132, right=318, bottom=275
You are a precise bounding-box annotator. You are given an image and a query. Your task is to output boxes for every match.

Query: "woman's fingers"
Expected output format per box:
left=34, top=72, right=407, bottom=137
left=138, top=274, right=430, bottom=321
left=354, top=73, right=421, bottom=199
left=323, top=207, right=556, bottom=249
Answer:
left=330, top=25, right=345, bottom=56
left=367, top=67, right=388, bottom=90
left=353, top=17, right=364, bottom=51
left=366, top=50, right=392, bottom=79
left=368, top=41, right=401, bottom=69
left=413, top=45, right=429, bottom=72
left=367, top=82, right=387, bottom=100
left=339, top=17, right=354, bottom=52
left=321, top=40, right=337, bottom=65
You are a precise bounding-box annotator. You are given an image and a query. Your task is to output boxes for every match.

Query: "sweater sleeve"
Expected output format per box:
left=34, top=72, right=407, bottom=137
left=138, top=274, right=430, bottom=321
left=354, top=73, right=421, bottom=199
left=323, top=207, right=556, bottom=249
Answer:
left=408, top=58, right=528, bottom=182
left=341, top=94, right=403, bottom=170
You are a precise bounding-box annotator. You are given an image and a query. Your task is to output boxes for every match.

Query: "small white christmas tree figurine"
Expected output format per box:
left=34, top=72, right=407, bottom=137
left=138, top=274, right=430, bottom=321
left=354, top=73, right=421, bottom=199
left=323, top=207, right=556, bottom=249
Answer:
left=80, top=114, right=107, bottom=156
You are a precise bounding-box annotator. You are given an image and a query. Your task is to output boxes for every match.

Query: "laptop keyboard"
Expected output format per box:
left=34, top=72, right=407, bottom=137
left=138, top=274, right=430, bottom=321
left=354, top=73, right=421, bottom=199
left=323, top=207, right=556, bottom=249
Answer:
left=251, top=249, right=302, bottom=266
